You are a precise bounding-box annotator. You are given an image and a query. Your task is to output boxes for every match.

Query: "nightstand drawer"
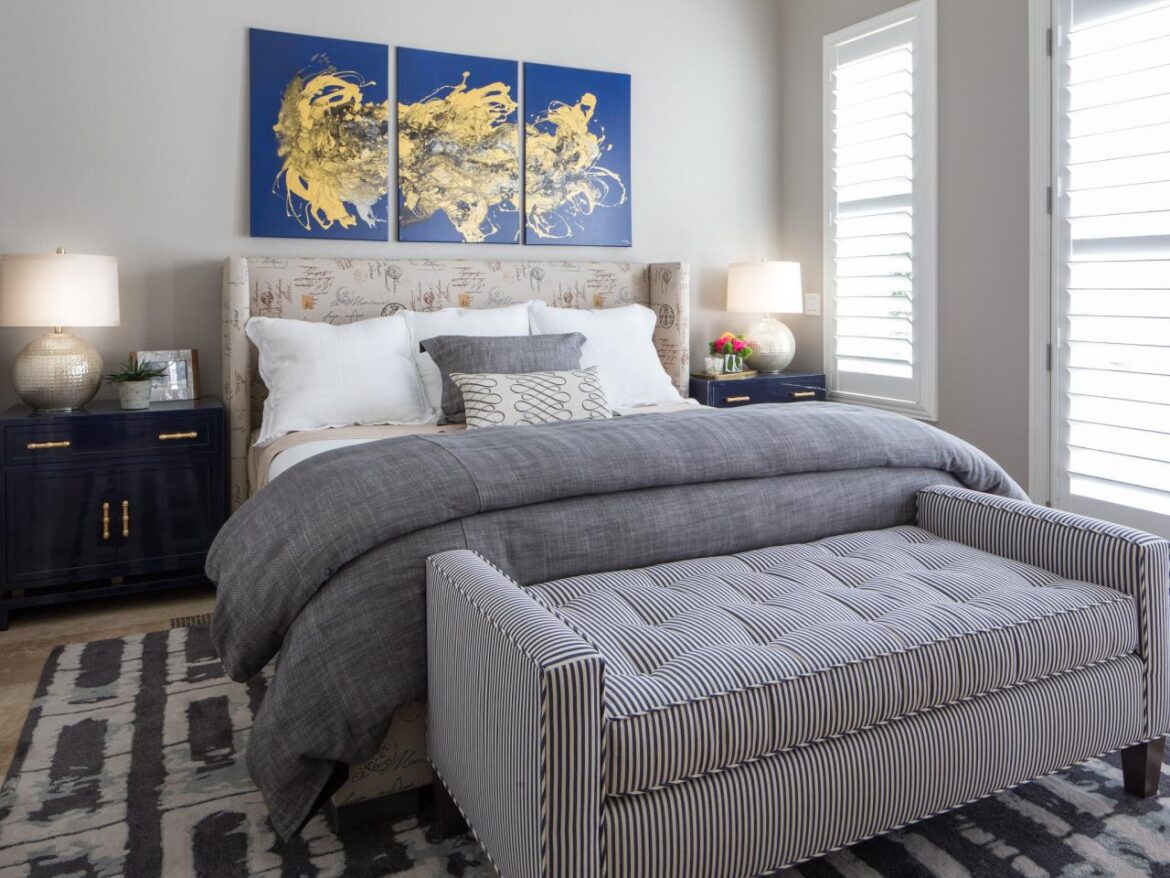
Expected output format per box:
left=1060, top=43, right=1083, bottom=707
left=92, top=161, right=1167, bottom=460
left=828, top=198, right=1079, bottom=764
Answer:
left=712, top=382, right=825, bottom=407
left=5, top=412, right=220, bottom=465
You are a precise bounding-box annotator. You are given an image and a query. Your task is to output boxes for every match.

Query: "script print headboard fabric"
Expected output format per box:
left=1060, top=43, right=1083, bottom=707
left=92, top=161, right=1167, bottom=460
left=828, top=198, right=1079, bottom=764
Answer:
left=222, top=256, right=690, bottom=510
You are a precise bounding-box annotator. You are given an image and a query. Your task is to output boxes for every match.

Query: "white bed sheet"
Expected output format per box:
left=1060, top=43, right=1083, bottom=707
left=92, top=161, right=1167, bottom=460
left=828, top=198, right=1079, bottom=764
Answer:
left=267, top=400, right=702, bottom=482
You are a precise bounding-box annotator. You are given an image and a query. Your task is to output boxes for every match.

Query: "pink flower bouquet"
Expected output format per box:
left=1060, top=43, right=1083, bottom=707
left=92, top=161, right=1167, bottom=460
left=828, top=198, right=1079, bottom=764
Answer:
left=709, top=332, right=755, bottom=360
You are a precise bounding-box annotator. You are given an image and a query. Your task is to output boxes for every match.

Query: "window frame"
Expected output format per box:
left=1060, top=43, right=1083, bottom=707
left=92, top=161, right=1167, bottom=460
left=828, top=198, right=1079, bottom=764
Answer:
left=822, top=0, right=939, bottom=421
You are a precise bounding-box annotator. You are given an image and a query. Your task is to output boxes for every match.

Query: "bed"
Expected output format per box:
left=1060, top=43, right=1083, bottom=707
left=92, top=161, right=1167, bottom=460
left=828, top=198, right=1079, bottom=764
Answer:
left=211, top=256, right=1025, bottom=840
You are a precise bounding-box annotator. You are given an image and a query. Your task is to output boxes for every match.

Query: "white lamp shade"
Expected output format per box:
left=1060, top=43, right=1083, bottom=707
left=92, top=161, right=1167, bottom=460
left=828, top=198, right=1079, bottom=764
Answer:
left=726, top=261, right=803, bottom=314
left=0, top=252, right=120, bottom=328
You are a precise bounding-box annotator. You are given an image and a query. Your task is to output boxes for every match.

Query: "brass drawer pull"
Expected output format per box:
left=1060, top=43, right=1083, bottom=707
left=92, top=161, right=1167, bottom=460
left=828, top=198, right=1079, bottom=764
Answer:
left=792, top=391, right=818, bottom=399
left=102, top=502, right=111, bottom=541
left=725, top=395, right=751, bottom=403
left=27, top=440, right=71, bottom=450
left=122, top=500, right=130, bottom=538
left=158, top=431, right=198, bottom=441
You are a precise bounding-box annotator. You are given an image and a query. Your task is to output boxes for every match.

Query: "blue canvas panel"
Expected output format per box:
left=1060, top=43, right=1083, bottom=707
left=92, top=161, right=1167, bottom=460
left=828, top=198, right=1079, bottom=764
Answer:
left=249, top=28, right=389, bottom=241
left=524, top=63, right=632, bottom=247
left=397, top=47, right=521, bottom=244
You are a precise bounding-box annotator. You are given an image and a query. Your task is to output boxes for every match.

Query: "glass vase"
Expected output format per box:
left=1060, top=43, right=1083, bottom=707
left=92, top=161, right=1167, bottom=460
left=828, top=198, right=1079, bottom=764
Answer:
left=723, top=354, right=744, bottom=373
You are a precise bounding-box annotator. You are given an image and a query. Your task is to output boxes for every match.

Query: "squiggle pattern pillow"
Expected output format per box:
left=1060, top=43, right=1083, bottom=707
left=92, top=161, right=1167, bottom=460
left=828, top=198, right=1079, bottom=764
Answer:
left=450, top=366, right=611, bottom=428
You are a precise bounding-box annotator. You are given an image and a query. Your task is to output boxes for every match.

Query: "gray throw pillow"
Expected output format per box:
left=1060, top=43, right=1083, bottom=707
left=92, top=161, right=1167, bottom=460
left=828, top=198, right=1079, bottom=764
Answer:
left=420, top=332, right=587, bottom=423
left=450, top=366, right=612, bottom=428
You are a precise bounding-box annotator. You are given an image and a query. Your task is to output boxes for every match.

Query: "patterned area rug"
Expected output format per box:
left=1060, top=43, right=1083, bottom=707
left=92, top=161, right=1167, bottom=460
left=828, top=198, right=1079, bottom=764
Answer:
left=1, top=628, right=1169, bottom=877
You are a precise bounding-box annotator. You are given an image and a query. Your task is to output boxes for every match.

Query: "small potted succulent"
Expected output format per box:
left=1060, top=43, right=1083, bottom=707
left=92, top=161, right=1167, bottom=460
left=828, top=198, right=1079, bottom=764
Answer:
left=105, top=359, right=164, bottom=410
left=709, top=332, right=754, bottom=374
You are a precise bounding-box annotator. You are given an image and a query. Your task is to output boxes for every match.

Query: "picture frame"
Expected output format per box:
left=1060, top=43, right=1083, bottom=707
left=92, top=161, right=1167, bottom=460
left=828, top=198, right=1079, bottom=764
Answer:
left=132, top=349, right=201, bottom=402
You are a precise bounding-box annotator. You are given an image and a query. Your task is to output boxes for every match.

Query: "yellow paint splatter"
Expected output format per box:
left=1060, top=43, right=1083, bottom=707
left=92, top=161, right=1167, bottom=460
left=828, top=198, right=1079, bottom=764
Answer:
left=398, top=72, right=520, bottom=243
left=273, top=70, right=389, bottom=232
left=525, top=93, right=627, bottom=239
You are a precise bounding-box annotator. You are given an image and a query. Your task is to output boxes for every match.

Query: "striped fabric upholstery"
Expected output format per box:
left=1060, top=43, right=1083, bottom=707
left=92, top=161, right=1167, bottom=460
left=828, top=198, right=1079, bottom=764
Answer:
left=603, top=655, right=1144, bottom=877
left=426, top=550, right=604, bottom=878
left=427, top=499, right=1164, bottom=878
left=918, top=485, right=1170, bottom=736
left=527, top=526, right=1138, bottom=795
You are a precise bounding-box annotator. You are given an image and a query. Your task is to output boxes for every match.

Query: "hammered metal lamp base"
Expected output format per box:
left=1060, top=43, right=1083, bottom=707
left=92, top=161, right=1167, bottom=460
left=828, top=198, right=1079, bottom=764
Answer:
left=13, top=329, right=103, bottom=411
left=743, top=316, right=796, bottom=373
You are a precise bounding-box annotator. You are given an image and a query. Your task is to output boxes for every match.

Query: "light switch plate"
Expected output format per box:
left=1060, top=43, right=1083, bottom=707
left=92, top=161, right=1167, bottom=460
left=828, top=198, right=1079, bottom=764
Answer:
left=804, top=293, right=821, bottom=316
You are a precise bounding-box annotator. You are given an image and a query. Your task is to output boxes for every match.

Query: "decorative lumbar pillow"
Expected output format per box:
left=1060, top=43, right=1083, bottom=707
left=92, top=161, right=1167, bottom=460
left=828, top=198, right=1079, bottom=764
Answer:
left=246, top=315, right=432, bottom=446
left=450, top=366, right=611, bottom=428
left=420, top=332, right=586, bottom=423
left=527, top=302, right=682, bottom=409
left=404, top=303, right=533, bottom=416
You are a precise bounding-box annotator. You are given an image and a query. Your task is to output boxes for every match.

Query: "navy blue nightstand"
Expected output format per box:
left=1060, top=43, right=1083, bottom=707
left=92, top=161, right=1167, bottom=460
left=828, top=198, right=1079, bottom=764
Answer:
left=0, top=397, right=226, bottom=630
left=690, top=372, right=827, bottom=408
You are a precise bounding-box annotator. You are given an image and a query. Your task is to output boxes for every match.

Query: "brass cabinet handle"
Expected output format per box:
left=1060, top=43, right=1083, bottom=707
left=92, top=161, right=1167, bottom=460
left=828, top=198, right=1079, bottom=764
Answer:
left=158, top=431, right=198, bottom=441
left=122, top=500, right=130, bottom=538
left=792, top=391, right=818, bottom=399
left=725, top=395, right=751, bottom=403
left=27, top=440, right=71, bottom=450
left=102, top=502, right=111, bottom=541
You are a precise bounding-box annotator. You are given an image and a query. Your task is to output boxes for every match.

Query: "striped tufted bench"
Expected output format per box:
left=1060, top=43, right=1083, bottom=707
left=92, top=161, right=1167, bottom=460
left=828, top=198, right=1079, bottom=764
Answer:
left=426, top=485, right=1170, bottom=878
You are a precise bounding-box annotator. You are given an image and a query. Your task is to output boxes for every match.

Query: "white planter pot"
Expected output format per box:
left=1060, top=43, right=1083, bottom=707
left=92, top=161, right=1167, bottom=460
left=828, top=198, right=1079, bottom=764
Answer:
left=118, top=380, right=153, bottom=410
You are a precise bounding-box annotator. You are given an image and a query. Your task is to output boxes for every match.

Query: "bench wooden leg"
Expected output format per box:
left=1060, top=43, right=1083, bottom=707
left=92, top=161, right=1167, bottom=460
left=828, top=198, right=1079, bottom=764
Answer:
left=427, top=781, right=468, bottom=842
left=1121, top=738, right=1164, bottom=798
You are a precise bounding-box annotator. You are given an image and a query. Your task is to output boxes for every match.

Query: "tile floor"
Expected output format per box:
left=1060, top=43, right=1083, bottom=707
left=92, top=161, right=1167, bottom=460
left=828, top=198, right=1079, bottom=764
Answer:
left=0, top=586, right=215, bottom=776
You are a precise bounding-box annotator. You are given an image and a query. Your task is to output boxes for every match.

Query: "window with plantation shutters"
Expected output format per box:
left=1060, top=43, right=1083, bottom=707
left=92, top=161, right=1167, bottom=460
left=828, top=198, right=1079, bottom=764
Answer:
left=823, top=0, right=938, bottom=420
left=1052, top=0, right=1170, bottom=536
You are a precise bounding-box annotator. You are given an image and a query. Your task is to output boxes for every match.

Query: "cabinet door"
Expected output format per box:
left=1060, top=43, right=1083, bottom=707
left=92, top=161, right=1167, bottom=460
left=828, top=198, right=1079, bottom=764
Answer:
left=115, top=461, right=218, bottom=574
left=5, top=468, right=119, bottom=583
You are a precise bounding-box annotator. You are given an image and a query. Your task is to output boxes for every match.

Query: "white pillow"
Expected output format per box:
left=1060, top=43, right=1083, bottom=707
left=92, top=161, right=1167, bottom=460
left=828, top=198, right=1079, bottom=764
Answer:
left=246, top=315, right=432, bottom=446
left=528, top=302, right=682, bottom=409
left=405, top=303, right=532, bottom=414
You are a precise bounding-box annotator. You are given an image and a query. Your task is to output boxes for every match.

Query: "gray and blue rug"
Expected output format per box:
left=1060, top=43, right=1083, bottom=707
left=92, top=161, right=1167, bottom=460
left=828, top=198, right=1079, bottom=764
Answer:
left=2, top=626, right=1169, bottom=876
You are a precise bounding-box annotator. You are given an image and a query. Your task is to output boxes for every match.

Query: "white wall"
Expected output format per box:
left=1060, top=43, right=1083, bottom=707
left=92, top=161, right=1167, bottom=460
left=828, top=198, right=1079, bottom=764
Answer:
left=779, top=0, right=1032, bottom=486
left=0, top=0, right=784, bottom=409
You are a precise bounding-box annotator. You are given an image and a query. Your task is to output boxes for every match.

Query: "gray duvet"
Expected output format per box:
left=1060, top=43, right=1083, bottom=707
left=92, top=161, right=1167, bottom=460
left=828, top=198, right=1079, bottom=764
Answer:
left=207, top=403, right=1025, bottom=837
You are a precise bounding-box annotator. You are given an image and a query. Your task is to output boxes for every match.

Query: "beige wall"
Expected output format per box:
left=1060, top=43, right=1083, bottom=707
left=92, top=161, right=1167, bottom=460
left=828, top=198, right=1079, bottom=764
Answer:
left=779, top=0, right=1032, bottom=486
left=0, top=0, right=1035, bottom=486
left=0, top=0, right=783, bottom=410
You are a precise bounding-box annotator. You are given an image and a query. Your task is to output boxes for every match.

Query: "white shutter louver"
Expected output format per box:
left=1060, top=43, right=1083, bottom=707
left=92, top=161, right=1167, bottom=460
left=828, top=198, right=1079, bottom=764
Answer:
left=1056, top=0, right=1170, bottom=525
left=824, top=1, right=937, bottom=419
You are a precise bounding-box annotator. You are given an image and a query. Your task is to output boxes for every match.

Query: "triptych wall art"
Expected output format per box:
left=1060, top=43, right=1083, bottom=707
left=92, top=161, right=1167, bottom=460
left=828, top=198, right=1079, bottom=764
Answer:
left=524, top=63, right=631, bottom=247
left=248, top=28, right=631, bottom=247
left=249, top=29, right=391, bottom=241
left=396, top=48, right=521, bottom=244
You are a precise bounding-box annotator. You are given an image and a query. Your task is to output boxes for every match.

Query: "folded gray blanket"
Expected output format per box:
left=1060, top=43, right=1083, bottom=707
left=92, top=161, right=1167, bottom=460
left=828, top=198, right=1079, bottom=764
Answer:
left=207, top=403, right=1024, bottom=837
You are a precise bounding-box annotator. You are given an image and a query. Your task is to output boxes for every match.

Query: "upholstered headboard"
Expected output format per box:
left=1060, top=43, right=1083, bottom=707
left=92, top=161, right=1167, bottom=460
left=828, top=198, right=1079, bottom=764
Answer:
left=222, top=256, right=690, bottom=510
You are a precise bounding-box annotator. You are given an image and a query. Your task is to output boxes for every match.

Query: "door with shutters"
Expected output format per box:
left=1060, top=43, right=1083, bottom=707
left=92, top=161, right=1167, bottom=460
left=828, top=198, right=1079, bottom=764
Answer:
left=1052, top=0, right=1170, bottom=537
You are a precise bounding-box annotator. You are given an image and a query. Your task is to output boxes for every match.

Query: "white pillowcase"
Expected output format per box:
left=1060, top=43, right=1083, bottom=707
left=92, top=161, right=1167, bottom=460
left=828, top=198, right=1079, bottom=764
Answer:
left=404, top=303, right=532, bottom=415
left=528, top=302, right=682, bottom=409
left=246, top=315, right=432, bottom=446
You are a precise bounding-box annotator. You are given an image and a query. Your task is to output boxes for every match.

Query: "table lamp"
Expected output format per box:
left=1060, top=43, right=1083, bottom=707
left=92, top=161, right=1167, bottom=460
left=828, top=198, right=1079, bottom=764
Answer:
left=0, top=249, right=120, bottom=411
left=726, top=261, right=803, bottom=372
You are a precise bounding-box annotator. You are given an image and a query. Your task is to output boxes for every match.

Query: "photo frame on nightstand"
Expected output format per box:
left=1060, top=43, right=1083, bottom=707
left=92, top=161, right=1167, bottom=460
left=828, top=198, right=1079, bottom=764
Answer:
left=132, top=349, right=201, bottom=402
